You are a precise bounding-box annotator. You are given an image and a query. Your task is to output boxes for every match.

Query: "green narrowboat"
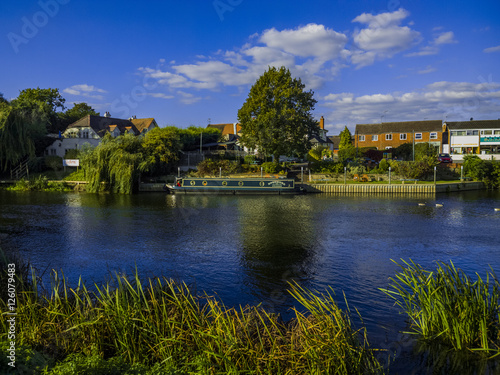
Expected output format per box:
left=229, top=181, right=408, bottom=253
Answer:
left=166, top=177, right=301, bottom=194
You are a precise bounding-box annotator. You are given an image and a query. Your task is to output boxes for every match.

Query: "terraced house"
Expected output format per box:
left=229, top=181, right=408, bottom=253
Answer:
left=354, top=120, right=443, bottom=151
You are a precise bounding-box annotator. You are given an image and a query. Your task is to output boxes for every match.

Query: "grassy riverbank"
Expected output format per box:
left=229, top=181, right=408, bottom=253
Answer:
left=1, top=248, right=499, bottom=373
left=0, top=257, right=383, bottom=374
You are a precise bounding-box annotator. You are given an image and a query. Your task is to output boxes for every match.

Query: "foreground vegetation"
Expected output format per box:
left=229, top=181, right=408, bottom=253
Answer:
left=381, top=259, right=500, bottom=357
left=2, top=248, right=499, bottom=373
left=0, top=260, right=383, bottom=374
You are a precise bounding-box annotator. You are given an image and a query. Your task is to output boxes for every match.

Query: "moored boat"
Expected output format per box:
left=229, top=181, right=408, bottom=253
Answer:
left=166, top=177, right=301, bottom=194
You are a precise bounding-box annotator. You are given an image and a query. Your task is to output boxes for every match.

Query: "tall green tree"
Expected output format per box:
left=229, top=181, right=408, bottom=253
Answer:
left=237, top=66, right=318, bottom=161
left=339, top=126, right=353, bottom=150
left=142, top=127, right=181, bottom=174
left=0, top=102, right=48, bottom=171
left=13, top=87, right=66, bottom=133
left=81, top=134, right=150, bottom=194
left=338, top=126, right=356, bottom=163
left=0, top=93, right=8, bottom=104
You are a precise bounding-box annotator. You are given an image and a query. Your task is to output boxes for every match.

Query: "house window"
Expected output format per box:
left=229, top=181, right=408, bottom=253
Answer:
left=50, top=149, right=57, bottom=155
left=400, top=133, right=407, bottom=140
left=385, top=134, right=392, bottom=140
left=415, top=133, right=422, bottom=140
left=481, top=130, right=492, bottom=135
left=359, top=135, right=365, bottom=142
left=430, top=132, right=437, bottom=139
left=466, top=130, right=478, bottom=136
left=372, top=135, right=378, bottom=141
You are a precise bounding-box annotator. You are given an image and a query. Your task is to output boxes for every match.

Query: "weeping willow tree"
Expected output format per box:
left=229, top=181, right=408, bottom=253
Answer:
left=0, top=102, right=48, bottom=171
left=81, top=133, right=151, bottom=194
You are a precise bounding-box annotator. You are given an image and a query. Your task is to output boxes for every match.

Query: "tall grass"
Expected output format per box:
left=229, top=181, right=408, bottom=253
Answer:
left=1, top=269, right=384, bottom=374
left=380, top=259, right=500, bottom=357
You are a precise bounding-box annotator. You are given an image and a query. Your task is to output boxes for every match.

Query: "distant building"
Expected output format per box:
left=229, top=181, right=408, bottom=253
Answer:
left=310, top=116, right=334, bottom=150
left=45, top=113, right=158, bottom=158
left=444, top=119, right=500, bottom=155
left=354, top=120, right=443, bottom=151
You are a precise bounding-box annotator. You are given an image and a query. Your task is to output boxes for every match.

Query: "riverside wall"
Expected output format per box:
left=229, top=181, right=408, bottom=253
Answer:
left=302, top=182, right=485, bottom=194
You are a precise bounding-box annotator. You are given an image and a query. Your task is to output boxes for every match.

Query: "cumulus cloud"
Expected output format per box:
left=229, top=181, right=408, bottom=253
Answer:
left=322, top=81, right=500, bottom=132
left=406, top=30, right=457, bottom=57
left=351, top=8, right=421, bottom=67
left=63, top=84, right=107, bottom=100
left=138, top=23, right=349, bottom=103
left=484, top=45, right=500, bottom=53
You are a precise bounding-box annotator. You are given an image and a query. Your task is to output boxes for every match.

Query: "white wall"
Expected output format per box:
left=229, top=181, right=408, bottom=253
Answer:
left=45, top=138, right=100, bottom=158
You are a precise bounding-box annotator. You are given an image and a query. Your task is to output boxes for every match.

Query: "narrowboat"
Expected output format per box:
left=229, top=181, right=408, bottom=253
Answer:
left=166, top=177, right=301, bottom=194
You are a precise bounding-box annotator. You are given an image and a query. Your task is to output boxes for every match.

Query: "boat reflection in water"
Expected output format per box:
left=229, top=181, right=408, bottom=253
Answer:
left=166, top=177, right=301, bottom=194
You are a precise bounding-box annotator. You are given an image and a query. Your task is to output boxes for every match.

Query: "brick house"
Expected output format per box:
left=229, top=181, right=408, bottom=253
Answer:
left=354, top=120, right=443, bottom=151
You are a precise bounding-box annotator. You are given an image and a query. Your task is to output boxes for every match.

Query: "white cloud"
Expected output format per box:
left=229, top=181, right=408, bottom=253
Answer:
left=352, top=8, right=410, bottom=29
left=138, top=23, right=349, bottom=103
left=322, top=81, right=500, bottom=132
left=484, top=45, right=500, bottom=53
left=63, top=84, right=107, bottom=100
left=259, top=23, right=348, bottom=61
left=418, top=66, right=437, bottom=74
left=176, top=91, right=202, bottom=105
left=137, top=92, right=174, bottom=99
left=406, top=30, right=457, bottom=57
left=433, top=31, right=457, bottom=45
left=351, top=8, right=421, bottom=67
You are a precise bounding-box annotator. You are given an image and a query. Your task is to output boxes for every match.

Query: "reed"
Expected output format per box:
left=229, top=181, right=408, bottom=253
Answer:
left=1, top=269, right=384, bottom=374
left=380, top=259, right=500, bottom=357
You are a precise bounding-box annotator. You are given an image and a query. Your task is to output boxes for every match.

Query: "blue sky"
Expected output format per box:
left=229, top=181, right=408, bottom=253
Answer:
left=1, top=0, right=500, bottom=134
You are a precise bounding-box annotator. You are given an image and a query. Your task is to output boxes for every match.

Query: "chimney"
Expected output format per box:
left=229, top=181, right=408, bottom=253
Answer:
left=233, top=122, right=237, bottom=135
left=319, top=116, right=325, bottom=130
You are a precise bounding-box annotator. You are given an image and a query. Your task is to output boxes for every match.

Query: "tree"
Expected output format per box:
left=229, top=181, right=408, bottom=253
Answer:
left=14, top=87, right=66, bottom=112
left=0, top=102, right=48, bottom=171
left=81, top=134, right=150, bottom=194
left=142, top=127, right=181, bottom=174
left=339, top=126, right=353, bottom=150
left=58, top=102, right=99, bottom=129
left=237, top=66, right=318, bottom=161
left=338, top=126, right=356, bottom=163
left=13, top=87, right=66, bottom=133
left=0, top=93, right=8, bottom=104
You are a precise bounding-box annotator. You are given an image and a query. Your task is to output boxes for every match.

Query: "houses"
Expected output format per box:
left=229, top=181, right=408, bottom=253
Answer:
left=354, top=120, right=443, bottom=151
left=45, top=112, right=158, bottom=158
left=444, top=119, right=500, bottom=157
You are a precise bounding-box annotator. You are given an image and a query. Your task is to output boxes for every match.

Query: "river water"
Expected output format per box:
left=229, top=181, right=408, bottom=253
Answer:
left=1, top=189, right=499, bottom=373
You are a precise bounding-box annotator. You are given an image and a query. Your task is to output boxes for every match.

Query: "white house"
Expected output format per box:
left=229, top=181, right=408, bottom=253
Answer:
left=45, top=113, right=158, bottom=158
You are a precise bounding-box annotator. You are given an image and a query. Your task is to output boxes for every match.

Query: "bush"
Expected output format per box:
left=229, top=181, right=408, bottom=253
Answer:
left=378, top=159, right=389, bottom=172
left=44, top=156, right=63, bottom=171
left=196, top=159, right=240, bottom=176
left=310, top=161, right=344, bottom=173
left=261, top=161, right=281, bottom=173
left=244, top=155, right=256, bottom=164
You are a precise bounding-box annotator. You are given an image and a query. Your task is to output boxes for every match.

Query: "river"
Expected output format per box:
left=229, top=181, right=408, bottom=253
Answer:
left=1, top=189, right=499, bottom=373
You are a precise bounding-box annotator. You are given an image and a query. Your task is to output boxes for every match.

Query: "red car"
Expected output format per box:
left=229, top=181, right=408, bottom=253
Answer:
left=438, top=153, right=452, bottom=163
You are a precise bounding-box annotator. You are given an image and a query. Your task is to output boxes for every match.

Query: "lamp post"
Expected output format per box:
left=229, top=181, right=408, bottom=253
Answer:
left=461, top=165, right=463, bottom=181
left=434, top=166, right=437, bottom=184
left=389, top=166, right=391, bottom=185
left=301, top=166, right=304, bottom=183
left=344, top=166, right=347, bottom=185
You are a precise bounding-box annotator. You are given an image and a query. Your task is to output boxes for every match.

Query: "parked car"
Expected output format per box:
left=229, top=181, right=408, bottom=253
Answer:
left=438, top=153, right=452, bottom=163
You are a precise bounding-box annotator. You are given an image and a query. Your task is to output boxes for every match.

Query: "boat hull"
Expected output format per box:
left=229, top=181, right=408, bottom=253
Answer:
left=167, top=178, right=300, bottom=194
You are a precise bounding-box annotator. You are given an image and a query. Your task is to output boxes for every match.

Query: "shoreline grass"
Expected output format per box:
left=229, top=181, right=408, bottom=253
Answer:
left=380, top=259, right=500, bottom=358
left=1, top=264, right=384, bottom=374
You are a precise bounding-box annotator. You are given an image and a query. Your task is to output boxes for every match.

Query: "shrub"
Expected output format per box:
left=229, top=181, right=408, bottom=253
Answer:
left=261, top=161, right=281, bottom=173
left=196, top=159, right=240, bottom=176
left=45, top=155, right=63, bottom=171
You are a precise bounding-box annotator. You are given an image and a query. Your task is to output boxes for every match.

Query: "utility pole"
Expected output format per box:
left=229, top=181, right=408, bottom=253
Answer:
left=200, top=132, right=203, bottom=154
